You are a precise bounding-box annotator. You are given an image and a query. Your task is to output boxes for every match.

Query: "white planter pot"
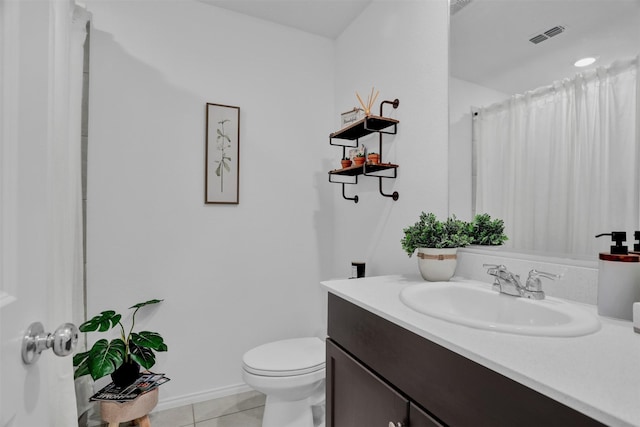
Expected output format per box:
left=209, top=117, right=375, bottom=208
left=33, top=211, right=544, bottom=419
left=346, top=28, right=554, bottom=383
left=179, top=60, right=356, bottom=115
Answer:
left=416, top=248, right=458, bottom=282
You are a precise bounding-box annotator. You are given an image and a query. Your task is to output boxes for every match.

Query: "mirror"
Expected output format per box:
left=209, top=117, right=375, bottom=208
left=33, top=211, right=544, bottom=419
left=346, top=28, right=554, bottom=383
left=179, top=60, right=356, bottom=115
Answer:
left=449, top=0, right=640, bottom=258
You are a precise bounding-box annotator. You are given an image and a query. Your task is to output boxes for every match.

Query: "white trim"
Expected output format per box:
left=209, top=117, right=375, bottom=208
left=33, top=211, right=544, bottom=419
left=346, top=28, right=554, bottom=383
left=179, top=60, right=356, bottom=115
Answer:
left=153, top=383, right=254, bottom=413
left=459, top=246, right=598, bottom=269
left=0, top=3, right=20, bottom=423
left=0, top=0, right=20, bottom=305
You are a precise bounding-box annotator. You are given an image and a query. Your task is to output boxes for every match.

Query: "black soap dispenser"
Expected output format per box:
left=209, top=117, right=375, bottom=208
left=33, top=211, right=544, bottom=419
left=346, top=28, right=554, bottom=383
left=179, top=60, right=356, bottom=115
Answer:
left=595, top=232, right=640, bottom=320
left=595, top=231, right=628, bottom=255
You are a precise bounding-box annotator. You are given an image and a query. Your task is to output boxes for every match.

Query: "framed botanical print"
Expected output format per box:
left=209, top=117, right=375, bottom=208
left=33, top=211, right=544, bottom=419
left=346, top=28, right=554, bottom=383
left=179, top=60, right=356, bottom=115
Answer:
left=205, top=103, right=240, bottom=204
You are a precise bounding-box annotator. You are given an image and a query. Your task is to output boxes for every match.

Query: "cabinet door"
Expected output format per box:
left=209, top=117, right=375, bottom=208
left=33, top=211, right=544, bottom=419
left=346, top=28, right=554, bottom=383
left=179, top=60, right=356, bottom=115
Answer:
left=327, top=339, right=409, bottom=427
left=410, top=403, right=442, bottom=427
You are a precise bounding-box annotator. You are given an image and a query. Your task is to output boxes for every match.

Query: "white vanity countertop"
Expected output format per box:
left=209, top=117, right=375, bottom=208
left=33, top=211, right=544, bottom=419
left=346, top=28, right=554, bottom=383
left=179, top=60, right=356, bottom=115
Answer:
left=321, top=275, right=640, bottom=427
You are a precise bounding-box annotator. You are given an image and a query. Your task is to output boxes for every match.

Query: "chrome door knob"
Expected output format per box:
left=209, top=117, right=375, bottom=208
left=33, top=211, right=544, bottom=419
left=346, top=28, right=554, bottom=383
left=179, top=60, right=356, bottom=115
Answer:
left=22, top=321, right=79, bottom=365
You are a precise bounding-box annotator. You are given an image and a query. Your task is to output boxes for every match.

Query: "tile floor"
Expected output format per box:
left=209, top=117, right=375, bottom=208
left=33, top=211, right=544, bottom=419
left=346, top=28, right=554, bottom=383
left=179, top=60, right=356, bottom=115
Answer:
left=82, top=390, right=265, bottom=427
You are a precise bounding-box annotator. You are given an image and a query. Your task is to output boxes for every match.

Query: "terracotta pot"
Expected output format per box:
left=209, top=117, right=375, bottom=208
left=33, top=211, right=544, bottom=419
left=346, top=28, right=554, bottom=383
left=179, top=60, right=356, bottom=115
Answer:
left=416, top=247, right=458, bottom=282
left=368, top=154, right=380, bottom=165
left=353, top=157, right=366, bottom=166
left=341, top=159, right=352, bottom=168
left=111, top=360, right=141, bottom=387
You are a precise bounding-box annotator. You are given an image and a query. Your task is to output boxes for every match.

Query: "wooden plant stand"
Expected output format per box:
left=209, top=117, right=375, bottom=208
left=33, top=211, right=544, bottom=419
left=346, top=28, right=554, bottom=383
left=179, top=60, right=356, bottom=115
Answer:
left=100, top=387, right=158, bottom=427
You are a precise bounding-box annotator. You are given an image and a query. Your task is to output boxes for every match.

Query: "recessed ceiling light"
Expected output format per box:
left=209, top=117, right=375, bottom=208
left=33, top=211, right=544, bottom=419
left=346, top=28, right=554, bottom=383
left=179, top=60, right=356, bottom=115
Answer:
left=574, top=57, right=597, bottom=67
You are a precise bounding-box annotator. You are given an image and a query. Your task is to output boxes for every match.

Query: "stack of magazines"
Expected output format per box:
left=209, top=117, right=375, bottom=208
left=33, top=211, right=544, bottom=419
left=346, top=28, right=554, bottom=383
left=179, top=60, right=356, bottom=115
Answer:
left=90, top=373, right=171, bottom=402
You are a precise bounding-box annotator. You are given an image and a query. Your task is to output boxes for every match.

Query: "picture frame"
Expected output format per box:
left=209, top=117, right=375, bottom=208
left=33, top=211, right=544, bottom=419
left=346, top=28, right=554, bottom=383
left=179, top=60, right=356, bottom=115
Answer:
left=205, top=103, right=240, bottom=204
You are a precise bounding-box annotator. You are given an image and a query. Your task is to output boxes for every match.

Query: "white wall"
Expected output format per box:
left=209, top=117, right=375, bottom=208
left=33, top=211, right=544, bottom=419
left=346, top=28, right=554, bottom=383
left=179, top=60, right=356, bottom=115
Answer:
left=85, top=0, right=450, bottom=409
left=448, top=77, right=508, bottom=221
left=85, top=0, right=334, bottom=407
left=331, top=0, right=450, bottom=279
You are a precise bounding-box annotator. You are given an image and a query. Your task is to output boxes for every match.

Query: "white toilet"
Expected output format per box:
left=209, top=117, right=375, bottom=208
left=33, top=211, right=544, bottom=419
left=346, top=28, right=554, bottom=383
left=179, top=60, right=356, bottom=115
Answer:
left=242, top=337, right=326, bottom=427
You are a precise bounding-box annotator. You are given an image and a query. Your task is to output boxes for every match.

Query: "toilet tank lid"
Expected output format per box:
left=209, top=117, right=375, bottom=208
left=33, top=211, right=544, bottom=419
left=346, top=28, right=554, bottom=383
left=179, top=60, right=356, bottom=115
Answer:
left=242, top=337, right=325, bottom=373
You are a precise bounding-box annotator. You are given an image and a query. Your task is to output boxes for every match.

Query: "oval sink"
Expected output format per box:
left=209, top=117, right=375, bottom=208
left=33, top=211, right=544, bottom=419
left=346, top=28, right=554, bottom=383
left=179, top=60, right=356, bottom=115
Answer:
left=400, top=281, right=600, bottom=337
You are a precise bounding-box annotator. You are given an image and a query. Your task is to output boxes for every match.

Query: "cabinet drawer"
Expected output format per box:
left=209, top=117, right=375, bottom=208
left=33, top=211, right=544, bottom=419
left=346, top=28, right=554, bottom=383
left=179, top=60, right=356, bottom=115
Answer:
left=410, top=403, right=442, bottom=427
left=328, top=293, right=604, bottom=426
left=327, top=339, right=408, bottom=427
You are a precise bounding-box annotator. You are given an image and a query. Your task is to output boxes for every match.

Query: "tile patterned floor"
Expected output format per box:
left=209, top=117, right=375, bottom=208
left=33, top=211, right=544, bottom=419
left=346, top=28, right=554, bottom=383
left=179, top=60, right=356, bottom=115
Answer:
left=82, top=390, right=265, bottom=427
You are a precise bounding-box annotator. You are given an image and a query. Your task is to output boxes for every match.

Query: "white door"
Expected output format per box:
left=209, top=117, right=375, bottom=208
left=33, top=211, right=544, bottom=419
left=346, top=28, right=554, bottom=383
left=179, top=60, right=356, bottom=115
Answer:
left=1, top=1, right=85, bottom=425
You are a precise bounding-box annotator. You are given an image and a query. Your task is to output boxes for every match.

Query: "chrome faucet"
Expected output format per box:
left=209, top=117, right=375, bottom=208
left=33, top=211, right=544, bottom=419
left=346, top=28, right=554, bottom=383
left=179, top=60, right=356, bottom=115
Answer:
left=483, top=264, right=523, bottom=297
left=524, top=269, right=562, bottom=300
left=483, top=264, right=561, bottom=300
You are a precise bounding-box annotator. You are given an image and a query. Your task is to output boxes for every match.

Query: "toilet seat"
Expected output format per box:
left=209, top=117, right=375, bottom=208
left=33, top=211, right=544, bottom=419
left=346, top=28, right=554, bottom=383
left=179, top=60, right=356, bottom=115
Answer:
left=242, top=337, right=325, bottom=377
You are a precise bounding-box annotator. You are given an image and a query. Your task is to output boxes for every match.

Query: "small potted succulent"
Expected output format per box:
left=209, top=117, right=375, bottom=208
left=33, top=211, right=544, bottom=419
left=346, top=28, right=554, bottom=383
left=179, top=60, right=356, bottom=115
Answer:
left=401, top=212, right=472, bottom=281
left=341, top=157, right=352, bottom=169
left=73, top=299, right=168, bottom=387
left=367, top=152, right=380, bottom=165
left=353, top=153, right=366, bottom=166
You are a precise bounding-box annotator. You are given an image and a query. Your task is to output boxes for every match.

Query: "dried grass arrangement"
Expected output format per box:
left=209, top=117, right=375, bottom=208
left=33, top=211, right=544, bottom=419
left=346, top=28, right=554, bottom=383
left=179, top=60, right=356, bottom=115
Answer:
left=355, top=87, right=379, bottom=116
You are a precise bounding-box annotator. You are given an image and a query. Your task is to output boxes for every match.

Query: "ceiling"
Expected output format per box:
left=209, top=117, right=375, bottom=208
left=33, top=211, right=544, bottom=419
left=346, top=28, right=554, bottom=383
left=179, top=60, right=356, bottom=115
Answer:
left=450, top=0, right=640, bottom=95
left=198, top=0, right=373, bottom=39
left=198, top=0, right=639, bottom=94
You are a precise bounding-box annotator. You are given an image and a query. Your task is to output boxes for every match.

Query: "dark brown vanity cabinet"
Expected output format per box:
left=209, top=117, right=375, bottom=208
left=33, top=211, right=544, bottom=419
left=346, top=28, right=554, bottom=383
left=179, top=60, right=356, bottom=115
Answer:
left=327, top=340, right=441, bottom=427
left=326, top=293, right=604, bottom=427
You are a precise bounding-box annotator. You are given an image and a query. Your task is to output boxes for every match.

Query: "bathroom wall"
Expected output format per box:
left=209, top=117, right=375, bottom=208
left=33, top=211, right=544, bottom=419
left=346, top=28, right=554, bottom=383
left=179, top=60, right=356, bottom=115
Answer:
left=331, top=0, right=450, bottom=280
left=85, top=0, right=335, bottom=408
left=85, top=0, right=450, bottom=410
left=448, top=77, right=508, bottom=221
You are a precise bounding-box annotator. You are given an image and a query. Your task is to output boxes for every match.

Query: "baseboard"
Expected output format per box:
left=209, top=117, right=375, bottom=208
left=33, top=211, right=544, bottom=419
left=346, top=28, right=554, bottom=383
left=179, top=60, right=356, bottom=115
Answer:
left=153, top=383, right=255, bottom=412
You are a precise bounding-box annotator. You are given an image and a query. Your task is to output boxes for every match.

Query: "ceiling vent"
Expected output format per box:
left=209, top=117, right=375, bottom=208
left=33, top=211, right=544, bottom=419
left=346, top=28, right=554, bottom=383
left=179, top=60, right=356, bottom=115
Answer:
left=529, top=25, right=566, bottom=44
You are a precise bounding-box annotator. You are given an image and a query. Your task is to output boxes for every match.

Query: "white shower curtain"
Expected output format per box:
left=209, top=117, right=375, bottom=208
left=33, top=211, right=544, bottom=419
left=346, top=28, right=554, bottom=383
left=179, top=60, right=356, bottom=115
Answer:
left=474, top=57, right=640, bottom=256
left=48, top=1, right=90, bottom=425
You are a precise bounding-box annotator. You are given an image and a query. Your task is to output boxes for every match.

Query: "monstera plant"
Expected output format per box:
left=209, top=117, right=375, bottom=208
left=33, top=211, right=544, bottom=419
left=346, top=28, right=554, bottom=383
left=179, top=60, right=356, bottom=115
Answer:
left=73, top=299, right=167, bottom=385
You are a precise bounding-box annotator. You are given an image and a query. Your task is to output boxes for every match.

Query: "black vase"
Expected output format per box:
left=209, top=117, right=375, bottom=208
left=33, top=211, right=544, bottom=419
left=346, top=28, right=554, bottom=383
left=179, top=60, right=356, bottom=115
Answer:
left=111, top=361, right=140, bottom=387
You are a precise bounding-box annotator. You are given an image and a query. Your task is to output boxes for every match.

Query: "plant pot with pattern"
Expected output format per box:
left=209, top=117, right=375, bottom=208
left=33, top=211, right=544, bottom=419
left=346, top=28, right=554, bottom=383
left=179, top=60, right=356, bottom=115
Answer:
left=401, top=212, right=472, bottom=281
left=368, top=152, right=380, bottom=165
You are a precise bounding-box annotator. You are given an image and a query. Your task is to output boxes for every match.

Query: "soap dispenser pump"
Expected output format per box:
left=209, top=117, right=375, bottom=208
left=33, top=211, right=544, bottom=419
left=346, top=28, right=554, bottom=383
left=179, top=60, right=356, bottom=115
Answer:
left=595, top=232, right=640, bottom=320
left=595, top=231, right=628, bottom=254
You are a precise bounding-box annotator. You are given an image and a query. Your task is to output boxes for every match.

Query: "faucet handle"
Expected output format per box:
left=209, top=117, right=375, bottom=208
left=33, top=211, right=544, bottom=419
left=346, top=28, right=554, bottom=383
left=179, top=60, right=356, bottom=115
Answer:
left=483, top=264, right=512, bottom=278
left=526, top=269, right=562, bottom=291
left=483, top=263, right=506, bottom=272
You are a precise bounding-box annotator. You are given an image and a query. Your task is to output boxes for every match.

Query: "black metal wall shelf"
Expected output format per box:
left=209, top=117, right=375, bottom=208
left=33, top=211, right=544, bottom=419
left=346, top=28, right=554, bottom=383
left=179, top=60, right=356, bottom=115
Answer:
left=328, top=99, right=400, bottom=203
left=329, top=163, right=398, bottom=177
left=330, top=114, right=399, bottom=147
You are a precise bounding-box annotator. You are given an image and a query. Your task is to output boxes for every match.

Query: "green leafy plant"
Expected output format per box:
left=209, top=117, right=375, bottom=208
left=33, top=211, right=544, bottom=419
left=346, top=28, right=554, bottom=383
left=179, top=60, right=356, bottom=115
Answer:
left=355, top=153, right=365, bottom=157
left=401, top=212, right=472, bottom=256
left=470, top=213, right=508, bottom=245
left=73, top=299, right=168, bottom=381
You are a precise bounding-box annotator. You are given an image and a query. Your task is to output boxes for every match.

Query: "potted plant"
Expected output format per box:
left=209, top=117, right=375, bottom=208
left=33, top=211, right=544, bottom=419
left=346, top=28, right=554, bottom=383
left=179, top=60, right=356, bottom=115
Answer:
left=341, top=157, right=352, bottom=168
left=401, top=212, right=472, bottom=281
left=469, top=213, right=508, bottom=246
left=353, top=153, right=366, bottom=166
left=367, top=152, right=380, bottom=165
left=73, top=299, right=168, bottom=386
